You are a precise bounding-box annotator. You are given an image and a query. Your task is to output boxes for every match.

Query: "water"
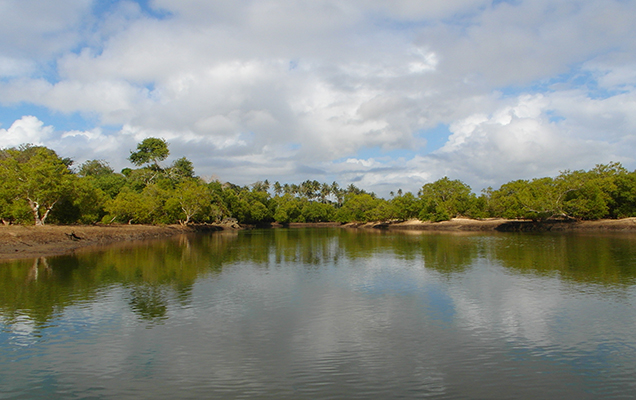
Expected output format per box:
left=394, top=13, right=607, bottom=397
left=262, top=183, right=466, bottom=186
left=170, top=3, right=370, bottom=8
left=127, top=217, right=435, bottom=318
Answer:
left=1, top=228, right=636, bottom=399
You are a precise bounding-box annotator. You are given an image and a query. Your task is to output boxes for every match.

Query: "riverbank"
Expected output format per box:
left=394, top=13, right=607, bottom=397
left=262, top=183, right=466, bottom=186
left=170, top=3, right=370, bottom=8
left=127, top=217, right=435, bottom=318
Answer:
left=0, top=224, right=229, bottom=261
left=3, top=218, right=636, bottom=261
left=352, top=217, right=636, bottom=232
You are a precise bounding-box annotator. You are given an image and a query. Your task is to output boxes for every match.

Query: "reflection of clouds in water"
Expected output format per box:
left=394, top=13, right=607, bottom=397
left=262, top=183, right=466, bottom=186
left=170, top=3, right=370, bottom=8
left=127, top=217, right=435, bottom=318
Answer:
left=4, top=232, right=636, bottom=398
left=138, top=257, right=452, bottom=396
left=5, top=314, right=39, bottom=347
left=345, top=253, right=430, bottom=295
left=447, top=260, right=636, bottom=354
left=449, top=261, right=564, bottom=346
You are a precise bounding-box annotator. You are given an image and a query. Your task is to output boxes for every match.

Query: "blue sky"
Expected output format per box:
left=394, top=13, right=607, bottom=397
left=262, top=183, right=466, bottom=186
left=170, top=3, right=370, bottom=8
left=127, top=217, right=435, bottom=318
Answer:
left=1, top=0, right=636, bottom=196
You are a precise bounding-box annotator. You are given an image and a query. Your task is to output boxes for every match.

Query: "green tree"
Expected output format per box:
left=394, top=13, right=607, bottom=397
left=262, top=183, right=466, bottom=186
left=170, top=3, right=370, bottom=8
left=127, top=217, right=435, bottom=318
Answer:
left=220, top=184, right=272, bottom=224
left=168, top=180, right=213, bottom=224
left=391, top=192, right=421, bottom=221
left=49, top=177, right=109, bottom=224
left=78, top=159, right=113, bottom=177
left=365, top=200, right=396, bottom=222
left=129, top=138, right=169, bottom=170
left=612, top=170, right=636, bottom=217
left=0, top=145, right=75, bottom=225
left=559, top=168, right=615, bottom=220
left=273, top=194, right=303, bottom=223
left=105, top=187, right=155, bottom=224
left=418, top=177, right=474, bottom=222
left=335, top=193, right=381, bottom=222
left=273, top=181, right=283, bottom=196
left=166, top=157, right=195, bottom=183
left=301, top=201, right=336, bottom=222
left=78, top=159, right=127, bottom=199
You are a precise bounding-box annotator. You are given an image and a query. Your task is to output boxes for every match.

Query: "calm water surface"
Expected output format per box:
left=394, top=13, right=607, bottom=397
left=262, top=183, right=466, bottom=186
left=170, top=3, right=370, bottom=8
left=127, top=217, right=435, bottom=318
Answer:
left=1, top=228, right=636, bottom=399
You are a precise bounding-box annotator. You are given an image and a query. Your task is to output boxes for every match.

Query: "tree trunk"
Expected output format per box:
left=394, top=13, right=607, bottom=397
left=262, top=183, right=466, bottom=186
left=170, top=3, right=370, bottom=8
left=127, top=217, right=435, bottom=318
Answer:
left=27, top=198, right=58, bottom=226
left=27, top=199, right=44, bottom=226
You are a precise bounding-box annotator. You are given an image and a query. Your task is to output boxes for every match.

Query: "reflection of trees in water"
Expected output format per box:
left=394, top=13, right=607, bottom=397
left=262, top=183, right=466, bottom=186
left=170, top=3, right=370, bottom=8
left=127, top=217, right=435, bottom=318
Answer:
left=2, top=230, right=636, bottom=328
left=27, top=257, right=52, bottom=282
left=0, top=234, right=234, bottom=327
left=0, top=229, right=485, bottom=329
left=0, top=255, right=96, bottom=328
left=210, top=228, right=345, bottom=269
left=389, top=232, right=483, bottom=274
left=127, top=284, right=169, bottom=323
left=232, top=228, right=483, bottom=275
left=489, top=233, right=636, bottom=286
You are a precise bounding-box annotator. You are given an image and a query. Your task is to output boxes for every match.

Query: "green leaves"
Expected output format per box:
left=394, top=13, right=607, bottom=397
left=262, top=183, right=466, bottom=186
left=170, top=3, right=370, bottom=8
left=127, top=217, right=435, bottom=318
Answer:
left=4, top=138, right=636, bottom=227
left=0, top=145, right=74, bottom=225
left=418, top=177, right=474, bottom=221
left=486, top=163, right=629, bottom=221
left=128, top=138, right=169, bottom=168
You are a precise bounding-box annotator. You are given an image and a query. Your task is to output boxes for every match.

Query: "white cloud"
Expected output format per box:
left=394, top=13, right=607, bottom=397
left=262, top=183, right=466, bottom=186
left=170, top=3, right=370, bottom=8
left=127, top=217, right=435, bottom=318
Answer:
left=1, top=0, right=636, bottom=195
left=0, top=115, right=53, bottom=147
left=0, top=0, right=91, bottom=62
left=0, top=57, right=35, bottom=78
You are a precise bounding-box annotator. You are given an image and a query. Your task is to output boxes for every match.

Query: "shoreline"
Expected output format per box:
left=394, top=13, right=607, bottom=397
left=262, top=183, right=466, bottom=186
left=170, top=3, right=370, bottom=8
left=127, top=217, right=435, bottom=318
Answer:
left=350, top=217, right=636, bottom=232
left=0, top=224, right=228, bottom=262
left=2, top=218, right=636, bottom=262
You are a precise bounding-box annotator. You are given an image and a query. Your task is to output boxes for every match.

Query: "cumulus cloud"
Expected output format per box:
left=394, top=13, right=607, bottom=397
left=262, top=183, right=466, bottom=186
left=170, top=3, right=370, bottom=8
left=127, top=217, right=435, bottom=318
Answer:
left=0, top=116, right=54, bottom=147
left=1, top=0, right=636, bottom=195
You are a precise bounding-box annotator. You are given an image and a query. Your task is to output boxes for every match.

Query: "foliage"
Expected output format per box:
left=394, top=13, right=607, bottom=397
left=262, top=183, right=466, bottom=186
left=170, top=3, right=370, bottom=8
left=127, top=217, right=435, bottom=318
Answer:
left=105, top=187, right=155, bottom=224
left=391, top=192, right=421, bottom=221
left=612, top=171, right=636, bottom=217
left=49, top=177, right=109, bottom=224
left=78, top=159, right=127, bottom=199
left=129, top=137, right=169, bottom=169
left=78, top=159, right=113, bottom=177
left=301, top=201, right=336, bottom=222
left=486, top=163, right=626, bottom=221
left=4, top=141, right=636, bottom=226
left=418, top=177, right=474, bottom=222
left=272, top=194, right=303, bottom=223
left=166, top=157, right=195, bottom=182
left=221, top=185, right=272, bottom=224
left=335, top=193, right=383, bottom=222
left=169, top=180, right=214, bottom=224
left=0, top=145, right=75, bottom=225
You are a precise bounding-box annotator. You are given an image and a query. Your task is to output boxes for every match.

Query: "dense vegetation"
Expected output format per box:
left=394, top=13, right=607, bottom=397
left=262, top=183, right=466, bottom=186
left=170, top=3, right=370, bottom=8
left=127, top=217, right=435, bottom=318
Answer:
left=2, top=138, right=636, bottom=226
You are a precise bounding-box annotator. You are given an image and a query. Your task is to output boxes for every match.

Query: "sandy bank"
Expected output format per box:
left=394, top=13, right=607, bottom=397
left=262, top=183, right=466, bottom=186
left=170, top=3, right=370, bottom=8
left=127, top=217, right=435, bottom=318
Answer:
left=347, top=217, right=636, bottom=232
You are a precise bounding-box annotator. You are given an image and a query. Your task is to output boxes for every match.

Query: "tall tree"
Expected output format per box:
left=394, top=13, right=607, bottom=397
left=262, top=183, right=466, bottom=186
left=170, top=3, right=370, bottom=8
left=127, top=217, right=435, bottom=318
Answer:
left=273, top=181, right=283, bottom=196
left=129, top=138, right=169, bottom=170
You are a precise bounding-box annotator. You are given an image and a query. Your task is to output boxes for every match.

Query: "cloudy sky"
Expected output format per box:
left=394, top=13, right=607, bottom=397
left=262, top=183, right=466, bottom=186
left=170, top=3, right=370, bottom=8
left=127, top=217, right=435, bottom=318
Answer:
left=1, top=0, right=635, bottom=196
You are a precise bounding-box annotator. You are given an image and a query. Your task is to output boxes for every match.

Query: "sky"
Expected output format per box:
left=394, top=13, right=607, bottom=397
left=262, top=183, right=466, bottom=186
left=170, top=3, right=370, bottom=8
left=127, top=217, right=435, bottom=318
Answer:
left=1, top=0, right=636, bottom=197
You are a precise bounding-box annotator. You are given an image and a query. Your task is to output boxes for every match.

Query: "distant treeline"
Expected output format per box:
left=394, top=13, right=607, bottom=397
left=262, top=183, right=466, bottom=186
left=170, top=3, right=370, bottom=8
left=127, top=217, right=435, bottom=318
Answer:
left=2, top=138, right=636, bottom=226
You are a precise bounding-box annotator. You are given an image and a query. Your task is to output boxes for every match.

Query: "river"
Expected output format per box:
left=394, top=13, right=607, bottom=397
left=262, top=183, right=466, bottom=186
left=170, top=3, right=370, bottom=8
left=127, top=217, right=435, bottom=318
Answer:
left=1, top=228, right=635, bottom=399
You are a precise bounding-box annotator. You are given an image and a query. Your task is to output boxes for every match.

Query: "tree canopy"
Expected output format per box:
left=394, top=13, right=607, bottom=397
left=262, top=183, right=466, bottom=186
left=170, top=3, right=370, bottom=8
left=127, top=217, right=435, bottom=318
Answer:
left=129, top=137, right=169, bottom=169
left=3, top=139, right=636, bottom=226
left=0, top=145, right=75, bottom=225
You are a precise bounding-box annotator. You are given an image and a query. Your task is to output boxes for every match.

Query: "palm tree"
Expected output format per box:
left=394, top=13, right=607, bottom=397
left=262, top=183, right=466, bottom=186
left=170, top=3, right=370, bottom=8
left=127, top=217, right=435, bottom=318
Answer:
left=290, top=183, right=300, bottom=197
left=320, top=182, right=331, bottom=203
left=300, top=180, right=313, bottom=199
left=273, top=181, right=283, bottom=196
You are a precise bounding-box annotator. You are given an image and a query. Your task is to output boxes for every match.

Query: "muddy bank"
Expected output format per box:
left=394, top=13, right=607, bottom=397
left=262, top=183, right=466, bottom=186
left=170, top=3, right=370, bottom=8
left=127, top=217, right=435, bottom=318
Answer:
left=0, top=224, right=228, bottom=261
left=348, top=217, right=636, bottom=232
